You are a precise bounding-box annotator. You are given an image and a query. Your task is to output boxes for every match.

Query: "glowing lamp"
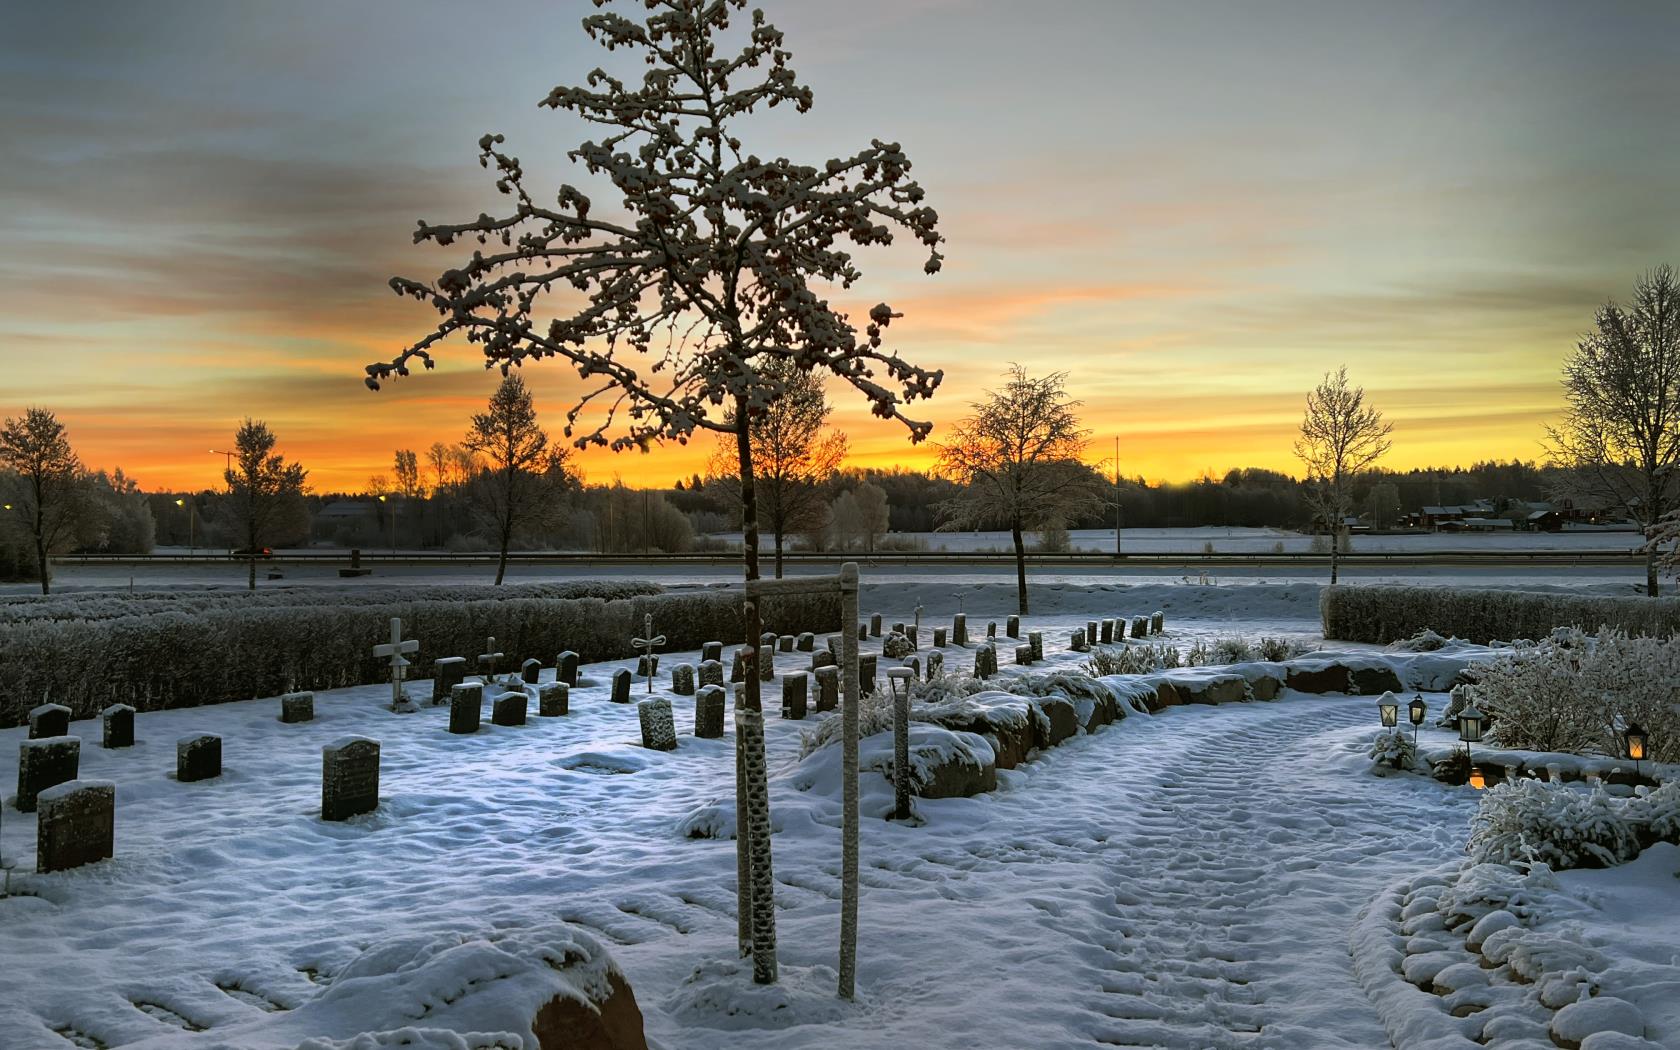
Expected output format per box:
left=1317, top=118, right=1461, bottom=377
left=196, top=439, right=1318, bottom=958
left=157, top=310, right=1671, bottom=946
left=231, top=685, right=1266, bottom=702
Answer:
left=1625, top=723, right=1647, bottom=762
left=1378, top=693, right=1399, bottom=728
left=1468, top=766, right=1486, bottom=790
left=1408, top=695, right=1428, bottom=726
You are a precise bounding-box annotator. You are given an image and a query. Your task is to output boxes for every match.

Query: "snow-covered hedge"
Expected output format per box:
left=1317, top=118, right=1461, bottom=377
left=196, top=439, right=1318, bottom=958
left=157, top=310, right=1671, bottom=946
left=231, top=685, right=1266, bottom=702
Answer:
left=0, top=586, right=838, bottom=725
left=1322, top=583, right=1680, bottom=645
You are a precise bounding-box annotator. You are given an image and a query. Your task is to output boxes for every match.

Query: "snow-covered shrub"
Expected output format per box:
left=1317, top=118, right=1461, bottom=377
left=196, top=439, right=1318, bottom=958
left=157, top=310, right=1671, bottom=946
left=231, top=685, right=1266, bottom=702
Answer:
left=1212, top=638, right=1254, bottom=663
left=1467, top=780, right=1640, bottom=870
left=1388, top=628, right=1451, bottom=652
left=1367, top=728, right=1416, bottom=770
left=1082, top=643, right=1177, bottom=676
left=1628, top=780, right=1680, bottom=843
left=1256, top=636, right=1311, bottom=661
left=1322, top=582, right=1680, bottom=645
left=881, top=631, right=914, bottom=659
left=1185, top=640, right=1214, bottom=666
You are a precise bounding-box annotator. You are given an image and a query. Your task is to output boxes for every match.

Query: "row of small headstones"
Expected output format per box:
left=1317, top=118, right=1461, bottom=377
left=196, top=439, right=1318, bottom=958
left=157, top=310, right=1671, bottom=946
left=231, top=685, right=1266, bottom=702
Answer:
left=1065, top=611, right=1166, bottom=654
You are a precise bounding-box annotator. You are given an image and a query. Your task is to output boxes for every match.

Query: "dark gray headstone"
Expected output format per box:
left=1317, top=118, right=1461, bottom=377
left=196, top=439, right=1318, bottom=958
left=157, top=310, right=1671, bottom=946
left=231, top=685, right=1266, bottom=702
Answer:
left=16, top=736, right=79, bottom=812
left=521, top=658, right=542, bottom=685
left=694, top=686, right=726, bottom=738
left=1006, top=615, right=1020, bottom=639
left=1100, top=619, right=1115, bottom=644
left=638, top=698, right=677, bottom=751
left=811, top=649, right=837, bottom=671
left=102, top=704, right=135, bottom=748
left=1086, top=621, right=1098, bottom=646
left=826, top=635, right=841, bottom=657
left=870, top=614, right=882, bottom=637
left=974, top=645, right=991, bottom=678
left=701, top=641, right=723, bottom=663
left=432, top=656, right=468, bottom=705
left=280, top=692, right=314, bottom=724
left=857, top=622, right=868, bottom=641
left=758, top=645, right=774, bottom=682
left=611, top=668, right=633, bottom=704
left=448, top=682, right=483, bottom=734
left=953, top=614, right=968, bottom=646
left=933, top=627, right=947, bottom=648
left=1131, top=616, right=1148, bottom=639
left=906, top=626, right=919, bottom=649
left=671, top=663, right=696, bottom=696
left=177, top=734, right=221, bottom=783
left=987, top=621, right=997, bottom=639
left=321, top=737, right=379, bottom=821
left=860, top=654, right=878, bottom=697
left=1029, top=631, right=1044, bottom=662
left=36, top=779, right=115, bottom=872
left=761, top=632, right=778, bottom=652
left=1016, top=644, right=1033, bottom=665
left=796, top=632, right=815, bottom=652
left=636, top=654, right=659, bottom=679
left=557, top=651, right=580, bottom=687
left=815, top=666, right=839, bottom=712
left=779, top=635, right=795, bottom=652
left=1071, top=629, right=1088, bottom=652
left=29, top=703, right=70, bottom=740
left=1151, top=611, right=1164, bottom=633
left=492, top=691, right=527, bottom=726
left=698, top=659, right=724, bottom=688
left=905, top=656, right=921, bottom=680
left=730, top=649, right=747, bottom=683
left=779, top=674, right=808, bottom=720
left=538, top=682, right=569, bottom=717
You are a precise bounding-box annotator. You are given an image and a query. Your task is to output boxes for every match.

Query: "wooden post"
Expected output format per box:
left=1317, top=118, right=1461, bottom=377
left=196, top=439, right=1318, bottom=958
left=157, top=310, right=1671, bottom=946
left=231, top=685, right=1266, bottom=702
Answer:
left=838, top=562, right=861, bottom=1000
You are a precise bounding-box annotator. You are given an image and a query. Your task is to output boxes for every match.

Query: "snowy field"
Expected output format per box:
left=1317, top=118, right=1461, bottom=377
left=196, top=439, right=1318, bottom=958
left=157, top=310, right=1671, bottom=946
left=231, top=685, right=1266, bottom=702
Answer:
left=3, top=582, right=1673, bottom=1049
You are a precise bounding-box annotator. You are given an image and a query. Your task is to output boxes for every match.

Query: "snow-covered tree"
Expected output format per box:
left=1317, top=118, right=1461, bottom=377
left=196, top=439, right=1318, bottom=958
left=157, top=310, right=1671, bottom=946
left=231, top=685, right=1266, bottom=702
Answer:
left=935, top=366, right=1099, bottom=614
left=368, top=0, right=944, bottom=987
left=1547, top=265, right=1680, bottom=596
left=224, top=419, right=308, bottom=591
left=1294, top=367, right=1392, bottom=584
left=0, top=408, right=88, bottom=595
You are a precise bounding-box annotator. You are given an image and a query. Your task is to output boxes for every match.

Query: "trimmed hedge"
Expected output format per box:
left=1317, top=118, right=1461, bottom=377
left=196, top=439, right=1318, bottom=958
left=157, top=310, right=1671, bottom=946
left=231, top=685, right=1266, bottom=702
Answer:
left=0, top=587, right=838, bottom=726
left=1322, top=584, right=1680, bottom=645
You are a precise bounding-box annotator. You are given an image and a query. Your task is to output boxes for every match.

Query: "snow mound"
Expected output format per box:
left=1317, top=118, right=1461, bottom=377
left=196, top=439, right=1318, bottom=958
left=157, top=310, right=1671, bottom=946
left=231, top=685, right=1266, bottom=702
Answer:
left=663, top=958, right=859, bottom=1031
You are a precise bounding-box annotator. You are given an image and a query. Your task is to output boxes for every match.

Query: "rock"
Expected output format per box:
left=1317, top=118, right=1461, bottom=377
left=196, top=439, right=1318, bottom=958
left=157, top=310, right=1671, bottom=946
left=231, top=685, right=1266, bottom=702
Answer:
left=1174, top=674, right=1249, bottom=705
left=1249, top=674, right=1282, bottom=701
left=1552, top=998, right=1646, bottom=1050
left=1143, top=682, right=1181, bottom=712
left=1349, top=665, right=1403, bottom=694
left=1031, top=697, right=1079, bottom=750
left=1285, top=662, right=1351, bottom=694
left=531, top=969, right=650, bottom=1050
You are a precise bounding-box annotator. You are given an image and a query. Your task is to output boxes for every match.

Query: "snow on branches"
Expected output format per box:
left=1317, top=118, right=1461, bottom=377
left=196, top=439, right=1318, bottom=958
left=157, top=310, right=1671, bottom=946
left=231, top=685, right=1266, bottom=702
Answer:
left=370, top=0, right=945, bottom=453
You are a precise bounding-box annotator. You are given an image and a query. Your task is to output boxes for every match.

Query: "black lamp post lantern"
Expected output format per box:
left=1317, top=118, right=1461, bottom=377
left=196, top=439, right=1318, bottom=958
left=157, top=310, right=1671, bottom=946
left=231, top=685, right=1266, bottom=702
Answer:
left=1378, top=692, right=1399, bottom=728
left=1458, top=703, right=1485, bottom=789
left=1625, top=722, right=1648, bottom=778
left=1408, top=694, right=1428, bottom=748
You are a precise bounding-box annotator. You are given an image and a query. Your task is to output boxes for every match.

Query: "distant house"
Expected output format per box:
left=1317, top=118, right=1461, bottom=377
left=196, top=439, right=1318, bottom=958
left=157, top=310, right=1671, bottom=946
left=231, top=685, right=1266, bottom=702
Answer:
left=1419, top=501, right=1497, bottom=530
left=312, top=500, right=380, bottom=545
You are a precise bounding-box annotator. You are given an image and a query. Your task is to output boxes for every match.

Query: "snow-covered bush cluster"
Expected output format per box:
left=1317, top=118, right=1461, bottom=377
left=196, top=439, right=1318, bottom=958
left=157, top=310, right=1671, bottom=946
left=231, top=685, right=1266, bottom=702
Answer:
left=881, top=631, right=914, bottom=659
left=1388, top=627, right=1453, bottom=652
left=1367, top=728, right=1416, bottom=769
left=0, top=586, right=839, bottom=725
left=1467, top=778, right=1680, bottom=869
left=1322, top=582, right=1680, bottom=645
left=1082, top=643, right=1178, bottom=676
left=1082, top=636, right=1310, bottom=678
left=1465, top=627, right=1680, bottom=761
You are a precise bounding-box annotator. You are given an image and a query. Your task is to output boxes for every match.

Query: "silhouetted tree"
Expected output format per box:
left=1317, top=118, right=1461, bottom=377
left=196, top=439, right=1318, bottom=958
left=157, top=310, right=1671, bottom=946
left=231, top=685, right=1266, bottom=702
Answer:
left=0, top=408, right=88, bottom=594
left=1294, top=367, right=1392, bottom=584
left=463, top=374, right=577, bottom=585
left=224, top=419, right=308, bottom=590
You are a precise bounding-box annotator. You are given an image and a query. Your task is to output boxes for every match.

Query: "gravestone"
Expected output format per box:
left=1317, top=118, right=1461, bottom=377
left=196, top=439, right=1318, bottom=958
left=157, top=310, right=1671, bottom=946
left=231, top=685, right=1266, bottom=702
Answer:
left=373, top=617, right=421, bottom=713
left=892, top=622, right=906, bottom=638
left=177, top=734, right=221, bottom=783
left=1151, top=611, right=1164, bottom=633
left=905, top=656, right=921, bottom=680
left=636, top=654, right=660, bottom=679
left=973, top=644, right=991, bottom=678
left=815, top=665, right=839, bottom=713
left=1100, top=619, right=1115, bottom=644
left=761, top=630, right=779, bottom=650
left=870, top=613, right=882, bottom=637
left=1029, top=631, right=1044, bottom=662
left=779, top=635, right=795, bottom=652
left=1006, top=615, right=1020, bottom=639
left=672, top=663, right=696, bottom=696
left=29, top=703, right=70, bottom=740
left=758, top=645, right=775, bottom=682
left=1131, top=616, right=1147, bottom=639
left=1086, top=621, right=1099, bottom=646
left=16, top=736, right=79, bottom=812
left=953, top=613, right=968, bottom=646
left=694, top=686, right=726, bottom=739
left=432, top=656, right=468, bottom=704
left=698, top=659, right=724, bottom=688
left=521, top=658, right=542, bottom=685
left=933, top=627, right=947, bottom=648
left=811, top=649, right=837, bottom=671
left=476, top=636, right=504, bottom=680
left=1071, top=628, right=1088, bottom=652
left=538, top=682, right=569, bottom=717
left=556, top=651, right=580, bottom=687
left=857, top=622, right=868, bottom=641
left=927, top=651, right=944, bottom=680
left=448, top=683, right=483, bottom=734
left=1015, top=644, right=1033, bottom=665
left=779, top=675, right=808, bottom=720
left=796, top=632, right=815, bottom=652
left=321, top=737, right=380, bottom=821
left=987, top=621, right=998, bottom=639
left=702, top=641, right=724, bottom=663
left=632, top=614, right=666, bottom=695
left=860, top=653, right=878, bottom=697
left=493, top=691, right=528, bottom=726
left=906, top=626, right=919, bottom=649
left=826, top=635, right=841, bottom=657
left=730, top=649, right=748, bottom=683
left=36, top=779, right=115, bottom=873
left=102, top=704, right=135, bottom=748
left=611, top=668, right=633, bottom=704
left=638, top=698, right=677, bottom=751
left=278, top=692, right=313, bottom=724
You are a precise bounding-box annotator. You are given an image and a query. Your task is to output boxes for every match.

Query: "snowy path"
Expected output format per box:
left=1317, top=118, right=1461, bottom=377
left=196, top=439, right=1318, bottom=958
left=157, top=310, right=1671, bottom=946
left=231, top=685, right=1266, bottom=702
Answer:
left=0, top=634, right=1480, bottom=1049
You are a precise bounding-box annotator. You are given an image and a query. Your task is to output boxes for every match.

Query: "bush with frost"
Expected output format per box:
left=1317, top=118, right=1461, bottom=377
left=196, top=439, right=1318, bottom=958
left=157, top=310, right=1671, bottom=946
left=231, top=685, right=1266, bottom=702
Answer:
left=1367, top=728, right=1416, bottom=770
left=1467, top=779, right=1640, bottom=870
left=882, top=631, right=915, bottom=659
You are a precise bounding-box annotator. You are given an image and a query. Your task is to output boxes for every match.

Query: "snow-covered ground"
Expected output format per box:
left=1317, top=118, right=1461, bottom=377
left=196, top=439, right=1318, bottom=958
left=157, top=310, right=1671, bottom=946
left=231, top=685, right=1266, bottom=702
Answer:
left=1, top=585, right=1670, bottom=1048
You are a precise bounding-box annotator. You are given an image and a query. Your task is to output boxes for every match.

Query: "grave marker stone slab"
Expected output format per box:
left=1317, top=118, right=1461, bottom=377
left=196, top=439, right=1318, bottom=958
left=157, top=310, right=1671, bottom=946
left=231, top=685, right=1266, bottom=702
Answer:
left=538, top=682, right=569, bottom=717
left=448, top=683, right=483, bottom=734
left=1006, top=615, right=1020, bottom=639
left=857, top=622, right=868, bottom=641
left=1015, top=644, right=1033, bottom=666
left=953, top=614, right=968, bottom=646
left=611, top=668, right=633, bottom=704
left=321, top=737, right=379, bottom=822
left=638, top=698, right=677, bottom=751
left=757, top=645, right=774, bottom=682
left=694, top=686, right=726, bottom=739
left=177, top=734, right=221, bottom=783
left=796, top=632, right=815, bottom=652
left=779, top=635, right=794, bottom=652
left=1071, top=629, right=1088, bottom=652
left=701, top=641, right=724, bottom=663
left=432, top=656, right=468, bottom=704
left=698, top=659, right=724, bottom=688
left=730, top=649, right=748, bottom=683
left=37, top=779, right=115, bottom=872
left=870, top=614, right=883, bottom=637
left=1086, top=621, right=1099, bottom=646
left=521, top=658, right=542, bottom=685
left=102, top=704, right=134, bottom=748
left=815, top=665, right=839, bottom=713
left=860, top=653, right=878, bottom=697
left=492, top=691, right=528, bottom=726
left=29, top=703, right=70, bottom=740
left=1029, top=631, right=1044, bottom=662
left=671, top=663, right=696, bottom=696
left=987, top=621, right=997, bottom=639
left=16, top=736, right=79, bottom=812
left=1151, top=611, right=1164, bottom=633
left=556, top=651, right=580, bottom=687
left=636, top=654, right=660, bottom=679
left=779, top=675, right=807, bottom=720
left=933, top=627, right=947, bottom=648
left=810, top=649, right=837, bottom=671
left=279, top=692, right=314, bottom=724
left=1131, top=616, right=1147, bottom=639
left=1100, top=619, right=1115, bottom=644
left=905, top=656, right=921, bottom=681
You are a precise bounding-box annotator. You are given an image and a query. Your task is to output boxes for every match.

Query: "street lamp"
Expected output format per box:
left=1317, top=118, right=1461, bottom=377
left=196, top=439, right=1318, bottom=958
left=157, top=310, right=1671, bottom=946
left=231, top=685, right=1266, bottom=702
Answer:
left=1408, top=693, right=1428, bottom=750
left=174, top=497, right=195, bottom=552
left=887, top=667, right=914, bottom=821
left=1377, top=692, right=1399, bottom=728
left=1625, top=722, right=1648, bottom=779
left=1458, top=703, right=1485, bottom=789
left=377, top=494, right=395, bottom=552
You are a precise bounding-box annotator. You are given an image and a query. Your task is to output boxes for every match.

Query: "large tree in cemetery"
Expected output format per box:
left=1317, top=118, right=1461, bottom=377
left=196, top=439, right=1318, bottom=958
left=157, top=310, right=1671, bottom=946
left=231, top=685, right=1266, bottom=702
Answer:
left=1293, top=366, right=1392, bottom=585
left=707, top=358, right=847, bottom=577
left=463, top=374, right=579, bottom=584
left=224, top=419, right=308, bottom=591
left=0, top=407, right=89, bottom=594
left=935, top=366, right=1099, bottom=615
left=1547, top=265, right=1680, bottom=596
left=364, top=0, right=944, bottom=989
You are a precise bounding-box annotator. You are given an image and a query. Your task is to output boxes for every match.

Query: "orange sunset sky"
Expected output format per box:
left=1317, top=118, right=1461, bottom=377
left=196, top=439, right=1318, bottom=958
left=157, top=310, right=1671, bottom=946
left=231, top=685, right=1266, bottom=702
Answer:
left=3, top=1, right=1678, bottom=493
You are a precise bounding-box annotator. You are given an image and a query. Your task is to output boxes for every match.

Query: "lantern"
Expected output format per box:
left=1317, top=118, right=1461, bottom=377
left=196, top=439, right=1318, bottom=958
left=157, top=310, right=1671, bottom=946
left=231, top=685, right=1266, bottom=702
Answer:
left=1408, top=694, right=1428, bottom=726
left=1625, top=722, right=1648, bottom=776
left=1377, top=692, right=1399, bottom=728
left=1457, top=704, right=1484, bottom=744
left=1468, top=766, right=1486, bottom=790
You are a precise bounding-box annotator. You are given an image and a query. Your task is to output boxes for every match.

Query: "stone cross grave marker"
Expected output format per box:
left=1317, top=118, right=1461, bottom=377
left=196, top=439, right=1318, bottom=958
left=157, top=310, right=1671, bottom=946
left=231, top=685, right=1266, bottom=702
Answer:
left=477, top=636, right=504, bottom=681
left=632, top=615, right=666, bottom=695
left=372, top=617, right=420, bottom=712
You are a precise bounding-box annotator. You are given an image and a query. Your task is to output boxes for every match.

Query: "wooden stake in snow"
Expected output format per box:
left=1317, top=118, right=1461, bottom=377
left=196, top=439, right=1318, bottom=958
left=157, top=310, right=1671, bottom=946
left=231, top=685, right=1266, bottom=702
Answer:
left=632, top=614, right=666, bottom=695
left=372, top=617, right=419, bottom=712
